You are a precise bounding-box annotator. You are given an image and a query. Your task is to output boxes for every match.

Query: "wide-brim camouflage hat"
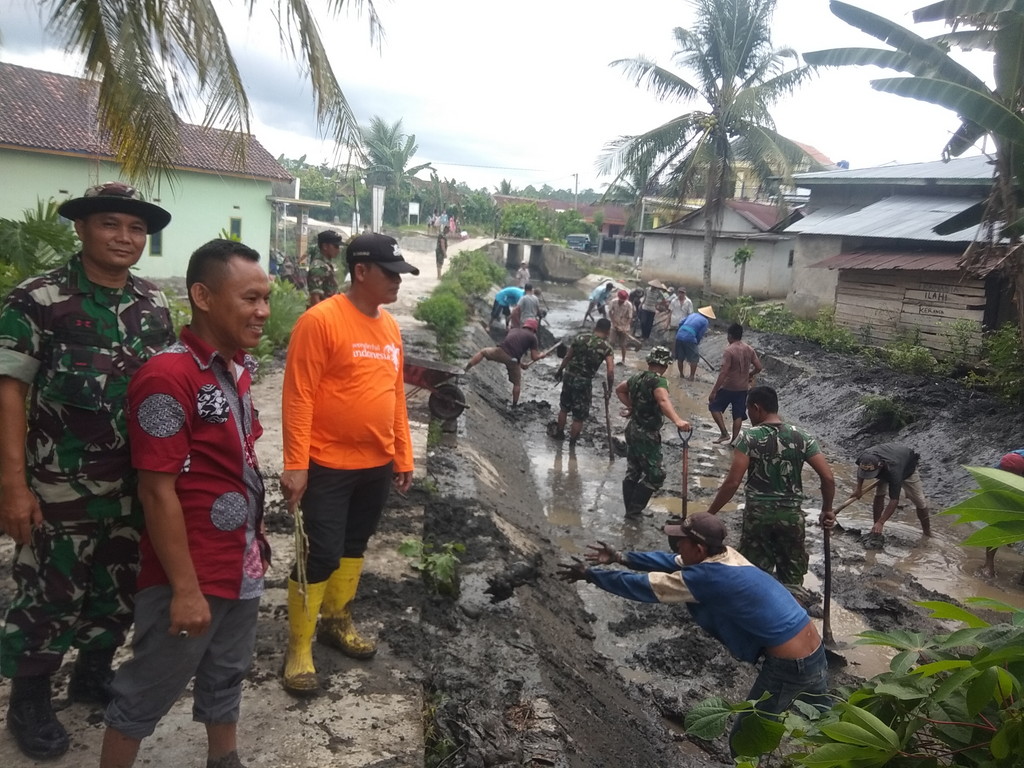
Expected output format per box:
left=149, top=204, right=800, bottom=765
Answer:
left=646, top=346, right=672, bottom=367
left=58, top=181, right=171, bottom=233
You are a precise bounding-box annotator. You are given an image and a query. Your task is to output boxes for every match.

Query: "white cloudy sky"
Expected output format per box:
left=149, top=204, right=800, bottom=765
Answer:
left=2, top=0, right=990, bottom=193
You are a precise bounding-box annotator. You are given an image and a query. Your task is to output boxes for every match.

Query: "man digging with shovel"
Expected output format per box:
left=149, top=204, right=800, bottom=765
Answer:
left=705, top=386, right=834, bottom=606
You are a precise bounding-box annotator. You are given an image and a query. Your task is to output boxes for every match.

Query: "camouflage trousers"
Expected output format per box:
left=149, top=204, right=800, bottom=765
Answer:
left=739, top=503, right=807, bottom=586
left=559, top=374, right=595, bottom=422
left=625, top=421, right=665, bottom=490
left=0, top=515, right=141, bottom=677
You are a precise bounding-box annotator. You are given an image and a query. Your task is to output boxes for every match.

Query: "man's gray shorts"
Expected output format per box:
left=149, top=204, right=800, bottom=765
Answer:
left=104, top=585, right=260, bottom=740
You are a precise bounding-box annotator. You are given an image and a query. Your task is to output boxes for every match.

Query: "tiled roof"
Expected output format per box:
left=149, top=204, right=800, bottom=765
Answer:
left=0, top=62, right=291, bottom=182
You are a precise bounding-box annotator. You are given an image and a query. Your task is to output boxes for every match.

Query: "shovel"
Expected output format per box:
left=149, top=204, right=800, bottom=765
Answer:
left=822, top=481, right=879, bottom=660
left=602, top=381, right=614, bottom=460
left=677, top=425, right=693, bottom=519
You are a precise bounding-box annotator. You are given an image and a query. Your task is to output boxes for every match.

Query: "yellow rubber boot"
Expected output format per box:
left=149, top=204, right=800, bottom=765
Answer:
left=317, top=557, right=377, bottom=659
left=283, top=579, right=326, bottom=696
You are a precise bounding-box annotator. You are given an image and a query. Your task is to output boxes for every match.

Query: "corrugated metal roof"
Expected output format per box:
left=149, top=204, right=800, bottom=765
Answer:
left=784, top=195, right=977, bottom=241
left=793, top=154, right=993, bottom=184
left=811, top=251, right=962, bottom=271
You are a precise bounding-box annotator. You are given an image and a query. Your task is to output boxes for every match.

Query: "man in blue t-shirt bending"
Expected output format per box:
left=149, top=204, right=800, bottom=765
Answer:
left=558, top=513, right=828, bottom=755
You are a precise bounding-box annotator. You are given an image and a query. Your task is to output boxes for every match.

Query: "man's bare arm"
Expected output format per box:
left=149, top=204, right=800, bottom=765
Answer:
left=707, top=450, right=749, bottom=515
left=0, top=376, right=40, bottom=544
left=138, top=470, right=211, bottom=637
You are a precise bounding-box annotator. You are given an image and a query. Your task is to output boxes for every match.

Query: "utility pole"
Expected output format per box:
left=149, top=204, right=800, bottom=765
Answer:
left=573, top=173, right=579, bottom=211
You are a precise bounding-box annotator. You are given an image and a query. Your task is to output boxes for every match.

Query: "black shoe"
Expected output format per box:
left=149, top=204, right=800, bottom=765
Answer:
left=68, top=647, right=116, bottom=706
left=7, top=675, right=70, bottom=760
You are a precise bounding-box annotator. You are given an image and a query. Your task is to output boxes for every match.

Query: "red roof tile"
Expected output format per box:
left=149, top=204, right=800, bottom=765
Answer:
left=0, top=62, right=291, bottom=182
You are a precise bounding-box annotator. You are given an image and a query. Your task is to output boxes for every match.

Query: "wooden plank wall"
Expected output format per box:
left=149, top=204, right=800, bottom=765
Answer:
left=834, top=270, right=985, bottom=356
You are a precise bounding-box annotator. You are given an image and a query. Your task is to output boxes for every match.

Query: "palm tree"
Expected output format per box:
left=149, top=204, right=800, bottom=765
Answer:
left=600, top=0, right=816, bottom=295
left=360, top=116, right=432, bottom=225
left=804, top=0, right=1024, bottom=337
left=600, top=158, right=656, bottom=233
left=35, top=0, right=382, bottom=184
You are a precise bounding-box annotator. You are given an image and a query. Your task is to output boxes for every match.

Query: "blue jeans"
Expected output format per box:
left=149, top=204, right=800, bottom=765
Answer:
left=729, top=643, right=829, bottom=754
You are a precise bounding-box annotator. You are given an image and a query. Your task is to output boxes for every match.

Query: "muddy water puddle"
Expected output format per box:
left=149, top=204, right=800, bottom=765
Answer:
left=519, top=282, right=1024, bottom=687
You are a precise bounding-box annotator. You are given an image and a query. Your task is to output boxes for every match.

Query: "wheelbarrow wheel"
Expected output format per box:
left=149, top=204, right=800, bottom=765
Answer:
left=428, top=383, right=466, bottom=420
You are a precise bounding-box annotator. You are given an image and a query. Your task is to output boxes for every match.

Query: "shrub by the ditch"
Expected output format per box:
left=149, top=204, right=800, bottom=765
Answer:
left=859, top=394, right=914, bottom=432
left=413, top=291, right=466, bottom=361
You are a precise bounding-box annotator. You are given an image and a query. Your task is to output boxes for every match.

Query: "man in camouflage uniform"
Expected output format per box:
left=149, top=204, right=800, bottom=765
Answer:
left=0, top=182, right=174, bottom=760
left=306, top=229, right=342, bottom=306
left=552, top=318, right=614, bottom=444
left=614, top=346, right=690, bottom=518
left=706, top=385, right=835, bottom=590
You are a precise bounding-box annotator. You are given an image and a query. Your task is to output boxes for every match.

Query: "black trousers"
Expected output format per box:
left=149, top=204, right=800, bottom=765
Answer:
left=295, top=460, right=393, bottom=583
left=638, top=309, right=656, bottom=339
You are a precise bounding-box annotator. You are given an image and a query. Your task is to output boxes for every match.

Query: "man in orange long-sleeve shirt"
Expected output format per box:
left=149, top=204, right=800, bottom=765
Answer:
left=280, top=233, right=417, bottom=696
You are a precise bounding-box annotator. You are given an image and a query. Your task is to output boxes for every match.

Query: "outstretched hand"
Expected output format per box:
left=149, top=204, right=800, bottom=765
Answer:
left=584, top=541, right=619, bottom=565
left=557, top=557, right=589, bottom=583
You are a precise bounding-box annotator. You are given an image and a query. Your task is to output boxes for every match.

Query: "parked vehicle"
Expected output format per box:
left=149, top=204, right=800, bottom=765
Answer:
left=566, top=233, right=592, bottom=252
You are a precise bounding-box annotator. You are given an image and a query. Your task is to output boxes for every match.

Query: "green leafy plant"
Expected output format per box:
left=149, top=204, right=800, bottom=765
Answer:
left=423, top=691, right=460, bottom=767
left=442, top=248, right=505, bottom=298
left=265, top=280, right=306, bottom=349
left=944, top=318, right=982, bottom=363
left=413, top=248, right=502, bottom=359
left=398, top=538, right=465, bottom=597
left=687, top=466, right=1024, bottom=765
left=167, top=296, right=191, bottom=336
left=879, top=340, right=940, bottom=375
left=732, top=244, right=754, bottom=270
left=0, top=199, right=77, bottom=298
left=973, top=323, right=1024, bottom=405
left=859, top=394, right=915, bottom=432
left=413, top=291, right=465, bottom=361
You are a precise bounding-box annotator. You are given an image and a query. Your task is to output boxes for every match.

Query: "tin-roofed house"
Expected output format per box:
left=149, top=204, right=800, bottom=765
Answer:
left=783, top=156, right=1013, bottom=356
left=0, top=62, right=293, bottom=278
left=638, top=199, right=796, bottom=299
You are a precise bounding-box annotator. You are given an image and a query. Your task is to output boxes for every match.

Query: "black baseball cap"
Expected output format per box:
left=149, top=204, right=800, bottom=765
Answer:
left=345, top=233, right=420, bottom=275
left=58, top=181, right=171, bottom=234
left=857, top=452, right=884, bottom=479
left=663, top=513, right=726, bottom=549
left=317, top=230, right=343, bottom=246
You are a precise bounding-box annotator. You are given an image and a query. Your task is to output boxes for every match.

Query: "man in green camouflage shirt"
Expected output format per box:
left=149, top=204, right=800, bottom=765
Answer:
left=0, top=182, right=175, bottom=760
left=706, top=385, right=835, bottom=589
left=307, top=230, right=342, bottom=306
left=552, top=318, right=615, bottom=444
left=614, top=346, right=690, bottom=517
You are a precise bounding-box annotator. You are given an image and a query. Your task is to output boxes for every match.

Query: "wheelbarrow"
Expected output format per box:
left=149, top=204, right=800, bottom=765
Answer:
left=403, top=356, right=468, bottom=421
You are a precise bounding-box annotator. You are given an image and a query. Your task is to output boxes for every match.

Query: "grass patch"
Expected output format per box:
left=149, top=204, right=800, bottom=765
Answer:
left=859, top=394, right=915, bottom=432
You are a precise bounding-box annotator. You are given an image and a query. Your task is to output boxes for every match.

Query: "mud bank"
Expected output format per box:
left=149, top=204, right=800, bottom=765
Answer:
left=391, top=315, right=1024, bottom=767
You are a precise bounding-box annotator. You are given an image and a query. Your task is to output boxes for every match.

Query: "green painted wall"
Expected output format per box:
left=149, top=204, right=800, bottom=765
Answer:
left=0, top=150, right=276, bottom=278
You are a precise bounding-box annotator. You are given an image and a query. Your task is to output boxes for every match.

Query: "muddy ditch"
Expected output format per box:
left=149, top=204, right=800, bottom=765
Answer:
left=371, top=313, right=1024, bottom=768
